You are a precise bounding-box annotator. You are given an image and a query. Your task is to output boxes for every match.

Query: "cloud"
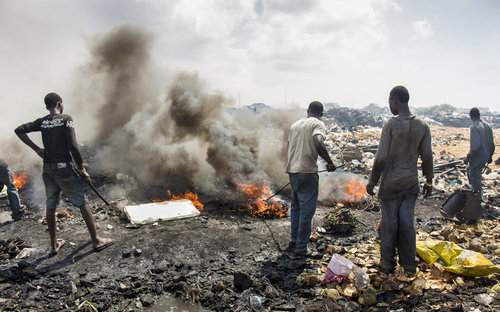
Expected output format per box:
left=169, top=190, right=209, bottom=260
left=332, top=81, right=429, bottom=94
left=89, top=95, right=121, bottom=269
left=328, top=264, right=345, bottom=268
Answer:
left=412, top=20, right=434, bottom=39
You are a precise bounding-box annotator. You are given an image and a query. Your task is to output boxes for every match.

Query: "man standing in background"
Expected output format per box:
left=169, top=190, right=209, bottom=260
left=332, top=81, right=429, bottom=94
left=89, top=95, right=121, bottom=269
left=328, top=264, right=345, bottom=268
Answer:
left=464, top=107, right=495, bottom=201
left=366, top=86, right=433, bottom=276
left=286, top=101, right=336, bottom=257
left=0, top=158, right=25, bottom=221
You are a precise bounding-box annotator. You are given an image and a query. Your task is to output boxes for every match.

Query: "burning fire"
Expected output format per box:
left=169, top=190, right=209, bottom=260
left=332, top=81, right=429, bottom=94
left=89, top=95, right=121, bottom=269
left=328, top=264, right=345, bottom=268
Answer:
left=57, top=209, right=74, bottom=218
left=327, top=177, right=367, bottom=207
left=152, top=190, right=204, bottom=211
left=344, top=177, right=367, bottom=201
left=237, top=181, right=288, bottom=218
left=13, top=171, right=31, bottom=189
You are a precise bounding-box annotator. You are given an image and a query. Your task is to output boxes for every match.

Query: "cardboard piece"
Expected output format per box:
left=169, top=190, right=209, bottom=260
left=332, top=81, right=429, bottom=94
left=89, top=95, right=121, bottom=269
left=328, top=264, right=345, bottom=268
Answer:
left=124, top=199, right=200, bottom=224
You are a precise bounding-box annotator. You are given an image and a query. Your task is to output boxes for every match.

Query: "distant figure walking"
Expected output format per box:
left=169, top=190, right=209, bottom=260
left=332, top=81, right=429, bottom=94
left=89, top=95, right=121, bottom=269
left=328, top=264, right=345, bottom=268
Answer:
left=366, top=86, right=433, bottom=276
left=464, top=107, right=495, bottom=201
left=286, top=101, right=336, bottom=257
left=15, top=92, right=113, bottom=254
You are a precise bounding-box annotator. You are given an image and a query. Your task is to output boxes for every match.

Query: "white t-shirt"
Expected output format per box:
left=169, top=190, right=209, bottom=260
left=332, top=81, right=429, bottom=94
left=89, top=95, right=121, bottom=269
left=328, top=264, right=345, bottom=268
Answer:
left=286, top=117, right=326, bottom=173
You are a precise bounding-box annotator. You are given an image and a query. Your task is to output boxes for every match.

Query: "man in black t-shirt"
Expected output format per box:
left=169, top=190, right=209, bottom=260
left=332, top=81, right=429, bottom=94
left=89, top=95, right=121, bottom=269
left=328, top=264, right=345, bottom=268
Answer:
left=15, top=93, right=113, bottom=254
left=0, top=158, right=25, bottom=220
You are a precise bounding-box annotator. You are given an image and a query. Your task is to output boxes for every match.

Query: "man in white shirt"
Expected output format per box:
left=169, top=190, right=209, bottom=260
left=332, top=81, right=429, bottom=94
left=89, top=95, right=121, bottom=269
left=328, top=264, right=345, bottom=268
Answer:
left=286, top=101, right=336, bottom=256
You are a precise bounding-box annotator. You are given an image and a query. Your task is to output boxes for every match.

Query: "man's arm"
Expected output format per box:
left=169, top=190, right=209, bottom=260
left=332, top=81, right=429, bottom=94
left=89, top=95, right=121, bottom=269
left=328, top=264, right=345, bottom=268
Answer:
left=313, top=134, right=333, bottom=165
left=487, top=125, right=495, bottom=159
left=65, top=117, right=90, bottom=182
left=15, top=120, right=44, bottom=158
left=16, top=133, right=44, bottom=158
left=65, top=118, right=84, bottom=169
left=419, top=124, right=434, bottom=198
left=366, top=121, right=391, bottom=195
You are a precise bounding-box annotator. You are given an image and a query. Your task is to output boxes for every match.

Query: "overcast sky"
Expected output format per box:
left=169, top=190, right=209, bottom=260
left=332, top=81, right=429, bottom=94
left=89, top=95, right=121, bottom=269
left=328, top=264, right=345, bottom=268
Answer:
left=1, top=0, right=499, bottom=117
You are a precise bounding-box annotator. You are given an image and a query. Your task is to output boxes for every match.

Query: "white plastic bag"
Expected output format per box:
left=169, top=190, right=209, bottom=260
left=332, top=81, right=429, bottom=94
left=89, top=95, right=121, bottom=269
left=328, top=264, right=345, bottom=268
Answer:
left=321, top=254, right=354, bottom=285
left=352, top=265, right=370, bottom=288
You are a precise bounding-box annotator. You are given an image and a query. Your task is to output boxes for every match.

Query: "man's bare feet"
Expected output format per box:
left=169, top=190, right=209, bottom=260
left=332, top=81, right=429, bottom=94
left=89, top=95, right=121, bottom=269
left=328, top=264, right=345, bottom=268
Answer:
left=93, top=238, right=114, bottom=252
left=51, top=239, right=65, bottom=255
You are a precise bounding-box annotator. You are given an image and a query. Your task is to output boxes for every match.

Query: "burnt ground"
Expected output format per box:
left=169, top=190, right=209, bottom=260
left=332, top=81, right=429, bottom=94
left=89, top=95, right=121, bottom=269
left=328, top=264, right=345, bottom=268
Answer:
left=0, top=182, right=499, bottom=312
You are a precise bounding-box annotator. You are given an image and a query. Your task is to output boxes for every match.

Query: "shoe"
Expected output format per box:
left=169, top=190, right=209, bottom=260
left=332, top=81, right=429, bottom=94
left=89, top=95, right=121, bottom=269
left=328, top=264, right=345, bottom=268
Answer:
left=12, top=205, right=27, bottom=221
left=404, top=267, right=418, bottom=278
left=287, top=241, right=296, bottom=249
left=93, top=239, right=114, bottom=252
left=293, top=249, right=310, bottom=257
left=377, top=262, right=395, bottom=274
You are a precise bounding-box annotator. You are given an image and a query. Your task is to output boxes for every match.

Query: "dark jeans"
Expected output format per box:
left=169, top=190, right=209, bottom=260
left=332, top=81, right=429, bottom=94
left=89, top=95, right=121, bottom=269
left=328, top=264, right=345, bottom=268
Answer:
left=0, top=165, right=22, bottom=214
left=289, top=173, right=319, bottom=251
left=467, top=161, right=486, bottom=201
left=380, top=194, right=418, bottom=272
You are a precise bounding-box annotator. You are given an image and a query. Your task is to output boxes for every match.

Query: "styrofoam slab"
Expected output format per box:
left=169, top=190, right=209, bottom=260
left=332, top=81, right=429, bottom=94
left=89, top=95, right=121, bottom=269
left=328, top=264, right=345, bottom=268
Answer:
left=124, top=199, right=200, bottom=224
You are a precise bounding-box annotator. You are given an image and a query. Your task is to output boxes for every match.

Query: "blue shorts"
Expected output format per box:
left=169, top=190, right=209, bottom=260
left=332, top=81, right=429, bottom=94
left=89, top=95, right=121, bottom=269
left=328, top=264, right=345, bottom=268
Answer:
left=42, top=162, right=87, bottom=210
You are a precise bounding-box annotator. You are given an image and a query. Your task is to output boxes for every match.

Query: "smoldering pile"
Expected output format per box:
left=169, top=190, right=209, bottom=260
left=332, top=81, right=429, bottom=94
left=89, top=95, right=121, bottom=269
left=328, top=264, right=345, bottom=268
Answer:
left=70, top=25, right=301, bottom=206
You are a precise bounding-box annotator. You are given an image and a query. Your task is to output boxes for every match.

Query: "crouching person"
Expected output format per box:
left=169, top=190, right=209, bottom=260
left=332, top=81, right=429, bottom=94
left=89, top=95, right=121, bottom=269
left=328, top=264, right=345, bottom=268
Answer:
left=0, top=158, right=26, bottom=221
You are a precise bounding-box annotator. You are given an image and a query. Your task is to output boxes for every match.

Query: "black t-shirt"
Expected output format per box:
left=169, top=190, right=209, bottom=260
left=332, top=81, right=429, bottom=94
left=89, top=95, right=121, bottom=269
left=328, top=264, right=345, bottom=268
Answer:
left=15, top=114, right=83, bottom=166
left=0, top=158, right=7, bottom=168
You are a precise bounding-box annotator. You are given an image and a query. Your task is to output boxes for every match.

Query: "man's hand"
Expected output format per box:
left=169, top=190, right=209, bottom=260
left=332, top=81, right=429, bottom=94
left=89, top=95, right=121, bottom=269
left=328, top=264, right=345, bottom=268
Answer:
left=326, top=163, right=336, bottom=172
left=80, top=168, right=91, bottom=183
left=36, top=148, right=45, bottom=158
left=423, top=182, right=433, bottom=198
left=366, top=183, right=375, bottom=196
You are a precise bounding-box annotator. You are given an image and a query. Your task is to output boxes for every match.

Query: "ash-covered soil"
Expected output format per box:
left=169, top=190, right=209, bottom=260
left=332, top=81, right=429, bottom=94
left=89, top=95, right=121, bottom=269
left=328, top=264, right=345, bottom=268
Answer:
left=0, top=185, right=498, bottom=311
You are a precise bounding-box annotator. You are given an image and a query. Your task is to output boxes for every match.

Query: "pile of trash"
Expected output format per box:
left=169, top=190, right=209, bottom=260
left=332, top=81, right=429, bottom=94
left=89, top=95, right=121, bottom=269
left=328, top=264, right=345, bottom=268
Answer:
left=323, top=124, right=500, bottom=218
left=297, top=217, right=500, bottom=309
left=432, top=112, right=471, bottom=128
left=0, top=237, right=27, bottom=260
left=322, top=208, right=358, bottom=234
left=324, top=107, right=384, bottom=128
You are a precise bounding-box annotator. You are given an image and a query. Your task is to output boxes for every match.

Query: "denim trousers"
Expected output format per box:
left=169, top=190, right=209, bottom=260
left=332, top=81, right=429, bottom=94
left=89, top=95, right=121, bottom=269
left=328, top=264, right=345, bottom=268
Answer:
left=289, top=173, right=319, bottom=251
left=380, top=194, right=418, bottom=271
left=467, top=161, right=486, bottom=201
left=0, top=166, right=22, bottom=213
left=43, top=162, right=87, bottom=209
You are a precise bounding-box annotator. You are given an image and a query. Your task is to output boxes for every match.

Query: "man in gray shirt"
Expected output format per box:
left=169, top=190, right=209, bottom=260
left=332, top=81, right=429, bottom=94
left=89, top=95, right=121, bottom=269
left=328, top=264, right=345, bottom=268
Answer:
left=366, top=86, right=433, bottom=276
left=464, top=107, right=495, bottom=201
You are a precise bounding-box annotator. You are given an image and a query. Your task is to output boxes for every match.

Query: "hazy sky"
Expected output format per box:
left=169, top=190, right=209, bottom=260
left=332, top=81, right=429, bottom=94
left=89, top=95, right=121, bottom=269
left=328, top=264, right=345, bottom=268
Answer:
left=1, top=0, right=499, bottom=117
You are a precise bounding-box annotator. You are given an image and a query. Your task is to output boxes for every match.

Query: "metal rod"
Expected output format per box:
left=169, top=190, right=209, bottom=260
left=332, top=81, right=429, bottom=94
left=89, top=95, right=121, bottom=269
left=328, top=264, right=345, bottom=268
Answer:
left=70, top=163, right=110, bottom=206
left=265, top=165, right=344, bottom=201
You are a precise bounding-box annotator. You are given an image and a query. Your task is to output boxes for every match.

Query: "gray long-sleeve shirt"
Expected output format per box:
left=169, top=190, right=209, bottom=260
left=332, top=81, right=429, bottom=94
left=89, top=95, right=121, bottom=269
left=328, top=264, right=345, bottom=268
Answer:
left=369, top=115, right=433, bottom=200
left=467, top=119, right=495, bottom=164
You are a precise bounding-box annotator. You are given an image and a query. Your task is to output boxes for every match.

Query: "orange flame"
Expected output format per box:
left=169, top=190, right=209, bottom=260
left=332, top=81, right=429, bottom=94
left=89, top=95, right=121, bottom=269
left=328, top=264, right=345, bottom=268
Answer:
left=57, top=209, right=74, bottom=218
left=328, top=177, right=367, bottom=207
left=344, top=177, right=367, bottom=202
left=167, top=190, right=204, bottom=211
left=150, top=190, right=204, bottom=211
left=237, top=181, right=288, bottom=218
left=13, top=171, right=31, bottom=189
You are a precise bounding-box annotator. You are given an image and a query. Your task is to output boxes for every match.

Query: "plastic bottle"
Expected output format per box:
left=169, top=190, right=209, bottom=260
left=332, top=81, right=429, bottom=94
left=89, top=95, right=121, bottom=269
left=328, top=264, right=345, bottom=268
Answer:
left=353, top=265, right=370, bottom=288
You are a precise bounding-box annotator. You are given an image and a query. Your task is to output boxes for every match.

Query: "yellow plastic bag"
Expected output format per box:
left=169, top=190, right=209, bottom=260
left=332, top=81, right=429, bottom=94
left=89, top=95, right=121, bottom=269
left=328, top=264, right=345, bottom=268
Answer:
left=416, top=240, right=499, bottom=277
